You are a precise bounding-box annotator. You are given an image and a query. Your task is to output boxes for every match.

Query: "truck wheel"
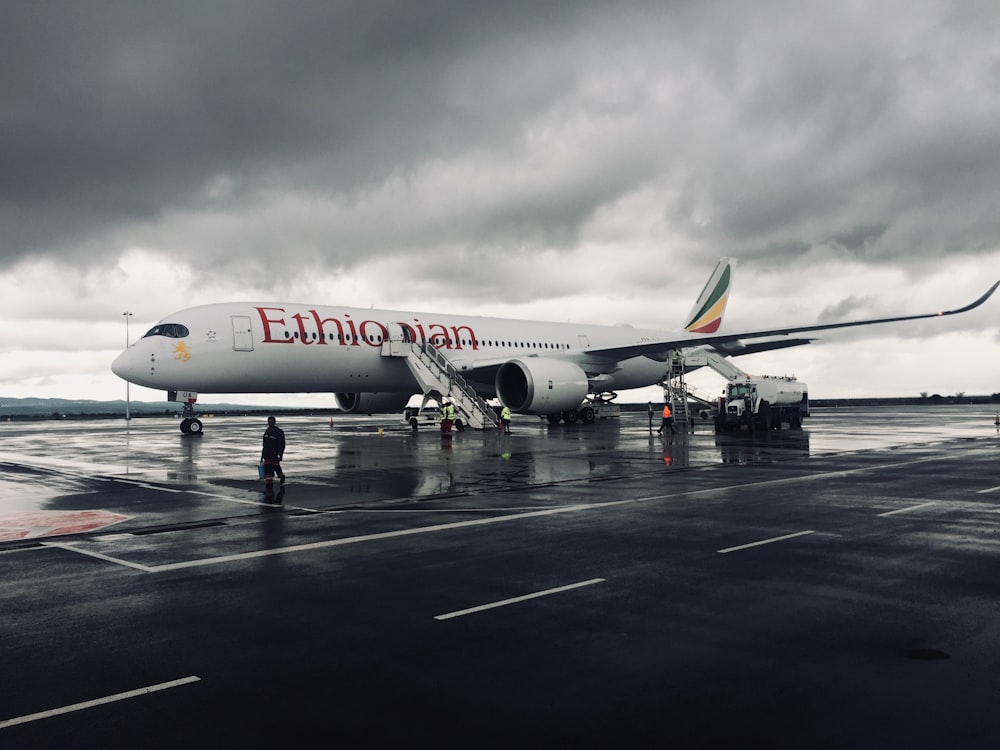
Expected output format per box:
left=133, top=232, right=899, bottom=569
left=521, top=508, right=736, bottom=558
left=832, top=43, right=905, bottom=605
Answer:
left=563, top=410, right=578, bottom=424
left=580, top=406, right=595, bottom=424
left=759, top=401, right=773, bottom=430
left=409, top=417, right=419, bottom=429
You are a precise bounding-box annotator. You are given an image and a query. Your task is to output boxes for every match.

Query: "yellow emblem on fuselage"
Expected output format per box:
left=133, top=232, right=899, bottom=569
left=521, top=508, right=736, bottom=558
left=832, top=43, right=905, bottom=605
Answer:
left=173, top=342, right=192, bottom=362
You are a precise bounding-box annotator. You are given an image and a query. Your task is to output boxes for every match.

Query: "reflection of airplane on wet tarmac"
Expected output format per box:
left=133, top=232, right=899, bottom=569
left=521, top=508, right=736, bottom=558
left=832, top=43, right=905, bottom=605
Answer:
left=112, top=259, right=999, bottom=434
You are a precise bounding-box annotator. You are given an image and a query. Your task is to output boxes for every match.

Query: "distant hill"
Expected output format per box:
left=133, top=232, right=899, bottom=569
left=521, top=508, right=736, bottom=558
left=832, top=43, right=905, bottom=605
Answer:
left=0, top=397, right=319, bottom=419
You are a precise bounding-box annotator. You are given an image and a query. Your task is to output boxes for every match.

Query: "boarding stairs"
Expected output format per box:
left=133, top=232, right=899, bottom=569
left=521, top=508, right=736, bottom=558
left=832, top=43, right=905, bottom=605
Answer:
left=381, top=337, right=499, bottom=430
left=682, top=348, right=750, bottom=382
left=669, top=348, right=753, bottom=423
left=662, top=353, right=691, bottom=431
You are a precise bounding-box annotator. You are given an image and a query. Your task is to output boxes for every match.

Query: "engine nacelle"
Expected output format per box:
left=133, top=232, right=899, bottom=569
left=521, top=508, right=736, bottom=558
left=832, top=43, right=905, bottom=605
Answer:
left=495, top=358, right=589, bottom=414
left=334, top=392, right=412, bottom=414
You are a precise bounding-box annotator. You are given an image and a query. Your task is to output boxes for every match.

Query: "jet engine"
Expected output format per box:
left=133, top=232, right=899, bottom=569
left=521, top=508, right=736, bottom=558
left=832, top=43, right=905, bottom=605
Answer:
left=334, top=392, right=412, bottom=415
left=495, top=358, right=589, bottom=414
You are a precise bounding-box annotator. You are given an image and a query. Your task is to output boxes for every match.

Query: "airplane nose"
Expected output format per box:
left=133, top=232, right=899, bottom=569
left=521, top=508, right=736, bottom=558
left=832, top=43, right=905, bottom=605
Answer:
left=111, top=348, right=136, bottom=381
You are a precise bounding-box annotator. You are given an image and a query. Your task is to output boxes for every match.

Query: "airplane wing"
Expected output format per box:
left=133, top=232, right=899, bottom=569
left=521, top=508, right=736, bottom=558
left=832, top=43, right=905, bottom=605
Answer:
left=711, top=338, right=814, bottom=357
left=583, top=280, right=1000, bottom=360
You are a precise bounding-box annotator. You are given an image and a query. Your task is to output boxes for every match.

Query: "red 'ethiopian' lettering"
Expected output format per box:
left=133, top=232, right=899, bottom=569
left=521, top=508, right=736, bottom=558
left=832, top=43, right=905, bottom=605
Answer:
left=309, top=310, right=348, bottom=345
left=257, top=307, right=293, bottom=344
left=253, top=307, right=479, bottom=350
left=358, top=319, right=388, bottom=346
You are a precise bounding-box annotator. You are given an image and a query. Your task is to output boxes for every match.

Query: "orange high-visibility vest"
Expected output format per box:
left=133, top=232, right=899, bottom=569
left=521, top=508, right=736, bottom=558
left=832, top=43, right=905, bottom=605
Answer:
left=662, top=405, right=672, bottom=418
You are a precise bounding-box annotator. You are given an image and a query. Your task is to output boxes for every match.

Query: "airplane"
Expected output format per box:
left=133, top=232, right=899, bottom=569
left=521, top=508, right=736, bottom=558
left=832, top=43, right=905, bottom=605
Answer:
left=111, top=258, right=999, bottom=434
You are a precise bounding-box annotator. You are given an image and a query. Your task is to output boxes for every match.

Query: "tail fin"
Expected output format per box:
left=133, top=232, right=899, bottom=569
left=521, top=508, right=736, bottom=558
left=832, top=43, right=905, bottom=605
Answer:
left=683, top=258, right=736, bottom=333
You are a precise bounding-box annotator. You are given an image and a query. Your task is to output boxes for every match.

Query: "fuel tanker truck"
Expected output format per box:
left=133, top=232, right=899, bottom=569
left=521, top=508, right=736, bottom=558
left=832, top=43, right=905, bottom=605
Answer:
left=714, top=375, right=809, bottom=432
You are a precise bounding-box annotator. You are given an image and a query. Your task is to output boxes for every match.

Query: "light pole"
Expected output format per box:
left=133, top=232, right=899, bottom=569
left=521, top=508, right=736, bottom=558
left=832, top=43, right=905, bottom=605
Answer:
left=123, top=312, right=132, bottom=421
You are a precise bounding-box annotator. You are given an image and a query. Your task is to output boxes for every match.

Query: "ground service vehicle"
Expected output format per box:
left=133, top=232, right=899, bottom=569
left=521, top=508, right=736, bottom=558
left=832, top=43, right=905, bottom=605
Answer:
left=401, top=402, right=465, bottom=431
left=714, top=376, right=808, bottom=432
left=545, top=397, right=621, bottom=425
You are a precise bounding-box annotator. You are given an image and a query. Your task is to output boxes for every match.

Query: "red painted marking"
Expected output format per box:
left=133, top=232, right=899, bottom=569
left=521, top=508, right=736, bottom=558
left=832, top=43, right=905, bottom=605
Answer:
left=0, top=510, right=130, bottom=542
left=688, top=320, right=722, bottom=333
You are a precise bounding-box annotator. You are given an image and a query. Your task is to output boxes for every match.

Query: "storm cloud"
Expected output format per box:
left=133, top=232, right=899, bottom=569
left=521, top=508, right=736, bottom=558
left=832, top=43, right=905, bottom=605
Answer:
left=2, top=0, right=998, bottom=402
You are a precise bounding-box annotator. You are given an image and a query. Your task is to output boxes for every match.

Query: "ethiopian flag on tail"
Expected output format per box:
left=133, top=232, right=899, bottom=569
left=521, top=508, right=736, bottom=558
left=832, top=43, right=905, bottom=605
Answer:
left=683, top=258, right=736, bottom=333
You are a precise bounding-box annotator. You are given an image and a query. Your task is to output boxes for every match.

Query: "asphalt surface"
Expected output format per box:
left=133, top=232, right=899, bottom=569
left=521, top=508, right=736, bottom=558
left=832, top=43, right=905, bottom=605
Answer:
left=2, top=405, right=1000, bottom=748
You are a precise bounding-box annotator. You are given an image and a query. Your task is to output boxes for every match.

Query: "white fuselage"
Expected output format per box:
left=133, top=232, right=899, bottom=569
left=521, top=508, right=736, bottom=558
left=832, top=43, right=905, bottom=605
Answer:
left=111, top=302, right=678, bottom=397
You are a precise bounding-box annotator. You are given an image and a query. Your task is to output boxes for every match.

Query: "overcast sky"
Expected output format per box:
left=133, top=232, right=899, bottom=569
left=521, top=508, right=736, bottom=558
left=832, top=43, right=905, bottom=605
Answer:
left=2, top=0, right=998, bottom=408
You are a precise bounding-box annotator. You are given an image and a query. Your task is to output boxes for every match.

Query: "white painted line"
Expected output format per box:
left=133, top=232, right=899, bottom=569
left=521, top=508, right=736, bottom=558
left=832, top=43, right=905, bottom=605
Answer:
left=42, top=542, right=157, bottom=573
left=0, top=545, right=60, bottom=557
left=878, top=502, right=937, bottom=517
left=188, top=489, right=291, bottom=507
left=112, top=479, right=184, bottom=494
left=435, top=578, right=605, bottom=621
left=147, top=504, right=591, bottom=572
left=977, top=485, right=1000, bottom=494
left=0, top=676, right=201, bottom=730
left=38, top=505, right=597, bottom=573
left=717, top=530, right=815, bottom=554
left=634, top=452, right=994, bottom=506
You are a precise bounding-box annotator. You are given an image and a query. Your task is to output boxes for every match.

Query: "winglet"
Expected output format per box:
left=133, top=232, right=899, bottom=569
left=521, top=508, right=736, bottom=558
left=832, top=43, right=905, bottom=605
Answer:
left=683, top=258, right=736, bottom=333
left=938, top=280, right=999, bottom=316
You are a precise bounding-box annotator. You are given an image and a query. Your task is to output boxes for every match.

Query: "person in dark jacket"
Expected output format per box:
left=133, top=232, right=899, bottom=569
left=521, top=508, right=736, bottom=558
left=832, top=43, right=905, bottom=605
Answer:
left=261, top=416, right=286, bottom=487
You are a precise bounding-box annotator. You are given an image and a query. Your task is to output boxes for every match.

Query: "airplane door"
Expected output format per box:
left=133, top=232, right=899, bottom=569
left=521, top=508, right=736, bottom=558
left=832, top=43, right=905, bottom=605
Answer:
left=231, top=315, right=254, bottom=351
left=577, top=335, right=590, bottom=349
left=383, top=322, right=410, bottom=356
left=386, top=322, right=405, bottom=343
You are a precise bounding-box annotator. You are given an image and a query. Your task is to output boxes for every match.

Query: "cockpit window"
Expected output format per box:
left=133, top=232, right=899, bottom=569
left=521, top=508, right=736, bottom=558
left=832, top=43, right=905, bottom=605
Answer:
left=143, top=323, right=190, bottom=339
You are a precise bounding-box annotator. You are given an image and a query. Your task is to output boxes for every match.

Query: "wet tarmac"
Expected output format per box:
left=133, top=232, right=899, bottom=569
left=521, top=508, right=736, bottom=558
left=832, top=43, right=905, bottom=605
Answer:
left=2, top=405, right=1000, bottom=747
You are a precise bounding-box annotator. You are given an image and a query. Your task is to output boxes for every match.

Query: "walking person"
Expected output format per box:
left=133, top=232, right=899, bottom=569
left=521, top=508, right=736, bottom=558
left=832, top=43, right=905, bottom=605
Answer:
left=656, top=403, right=676, bottom=435
left=261, top=415, right=286, bottom=488
left=647, top=401, right=654, bottom=430
left=500, top=404, right=512, bottom=434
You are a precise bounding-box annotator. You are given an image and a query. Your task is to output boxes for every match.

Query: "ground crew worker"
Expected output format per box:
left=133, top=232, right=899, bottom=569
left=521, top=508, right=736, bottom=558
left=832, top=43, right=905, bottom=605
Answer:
left=440, top=400, right=456, bottom=436
left=657, top=403, right=675, bottom=435
left=647, top=401, right=654, bottom=430
left=500, top=405, right=512, bottom=434
left=670, top=349, right=682, bottom=374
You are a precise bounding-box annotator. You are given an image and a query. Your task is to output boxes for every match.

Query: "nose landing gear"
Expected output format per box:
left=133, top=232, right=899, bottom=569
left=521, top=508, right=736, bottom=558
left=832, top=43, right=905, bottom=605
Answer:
left=169, top=390, right=203, bottom=435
